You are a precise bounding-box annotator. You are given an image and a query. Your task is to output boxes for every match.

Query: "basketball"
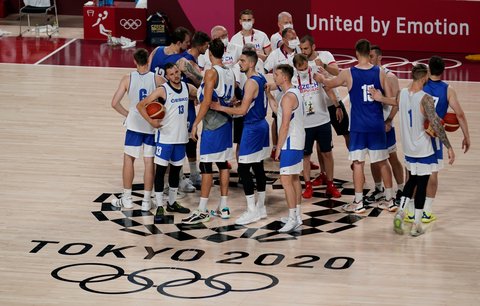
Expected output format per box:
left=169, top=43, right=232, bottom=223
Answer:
left=146, top=101, right=165, bottom=120
left=424, top=118, right=444, bottom=137
left=443, top=112, right=460, bottom=132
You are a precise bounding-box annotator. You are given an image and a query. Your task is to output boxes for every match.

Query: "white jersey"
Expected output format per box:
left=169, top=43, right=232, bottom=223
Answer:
left=156, top=81, right=189, bottom=144
left=277, top=87, right=305, bottom=150
left=198, top=42, right=242, bottom=70
left=270, top=32, right=282, bottom=50
left=295, top=66, right=330, bottom=128
left=264, top=47, right=296, bottom=73
left=126, top=71, right=157, bottom=134
left=230, top=29, right=271, bottom=54
left=399, top=88, right=434, bottom=158
left=308, top=51, right=339, bottom=105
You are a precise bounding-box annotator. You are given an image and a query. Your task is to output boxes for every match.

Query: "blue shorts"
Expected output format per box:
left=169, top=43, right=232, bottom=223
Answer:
left=124, top=129, right=155, bottom=158
left=200, top=121, right=233, bottom=162
left=431, top=137, right=444, bottom=170
left=239, top=120, right=270, bottom=164
left=386, top=127, right=397, bottom=153
left=280, top=149, right=303, bottom=175
left=349, top=131, right=388, bottom=163
left=154, top=143, right=186, bottom=166
left=304, top=122, right=333, bottom=155
left=405, top=153, right=439, bottom=176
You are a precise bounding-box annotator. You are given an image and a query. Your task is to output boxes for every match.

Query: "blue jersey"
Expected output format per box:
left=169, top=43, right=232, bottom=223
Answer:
left=349, top=65, right=384, bottom=133
left=149, top=47, right=188, bottom=77
left=181, top=52, right=197, bottom=132
left=244, top=74, right=267, bottom=124
left=423, top=79, right=449, bottom=118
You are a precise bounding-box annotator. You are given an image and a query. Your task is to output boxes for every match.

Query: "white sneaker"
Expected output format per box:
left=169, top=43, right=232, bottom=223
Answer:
left=278, top=217, right=301, bottom=233
left=258, top=205, right=267, bottom=219
left=179, top=178, right=196, bottom=193
left=280, top=215, right=302, bottom=225
left=190, top=173, right=202, bottom=187
left=141, top=199, right=152, bottom=211
left=235, top=210, right=260, bottom=225
left=410, top=222, right=425, bottom=237
left=342, top=201, right=366, bottom=214
left=111, top=196, right=133, bottom=209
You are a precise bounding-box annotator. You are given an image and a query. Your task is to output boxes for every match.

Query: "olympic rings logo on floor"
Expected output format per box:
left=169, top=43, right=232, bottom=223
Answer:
left=51, top=263, right=279, bottom=298
left=333, top=54, right=462, bottom=74
left=120, top=19, right=142, bottom=30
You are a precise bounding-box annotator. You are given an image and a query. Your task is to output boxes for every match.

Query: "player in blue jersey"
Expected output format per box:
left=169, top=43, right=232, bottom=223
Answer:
left=210, top=50, right=269, bottom=225
left=315, top=39, right=396, bottom=214
left=111, top=49, right=164, bottom=211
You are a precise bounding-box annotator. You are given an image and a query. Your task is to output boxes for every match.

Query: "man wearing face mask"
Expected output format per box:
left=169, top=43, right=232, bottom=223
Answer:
left=198, top=25, right=243, bottom=70
left=271, top=11, right=293, bottom=51
left=230, top=9, right=272, bottom=62
left=293, top=54, right=342, bottom=199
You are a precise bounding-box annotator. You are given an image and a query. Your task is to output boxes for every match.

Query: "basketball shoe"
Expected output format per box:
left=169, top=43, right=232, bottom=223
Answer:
left=278, top=217, right=301, bottom=233
left=364, top=187, right=385, bottom=204
left=302, top=182, right=313, bottom=199
left=410, top=222, right=425, bottom=237
left=235, top=209, right=260, bottom=225
left=421, top=212, right=437, bottom=223
left=166, top=201, right=190, bottom=214
left=211, top=207, right=231, bottom=219
left=181, top=210, right=210, bottom=224
left=111, top=195, right=133, bottom=209
left=342, top=200, right=366, bottom=214
left=312, top=172, right=327, bottom=186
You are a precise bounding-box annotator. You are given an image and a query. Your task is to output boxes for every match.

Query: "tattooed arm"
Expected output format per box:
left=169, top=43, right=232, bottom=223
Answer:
left=177, top=58, right=203, bottom=86
left=421, top=94, right=455, bottom=164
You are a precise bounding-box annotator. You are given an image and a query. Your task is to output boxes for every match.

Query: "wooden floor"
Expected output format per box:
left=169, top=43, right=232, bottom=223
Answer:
left=1, top=60, right=480, bottom=304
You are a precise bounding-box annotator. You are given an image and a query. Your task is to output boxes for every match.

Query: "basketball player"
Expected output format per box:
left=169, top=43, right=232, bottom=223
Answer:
left=183, top=39, right=236, bottom=224
left=270, top=11, right=293, bottom=50
left=415, top=56, right=470, bottom=222
left=230, top=9, right=271, bottom=61
left=198, top=25, right=242, bottom=70
left=111, top=49, right=164, bottom=211
left=299, top=35, right=347, bottom=185
left=137, top=63, right=198, bottom=222
left=365, top=45, right=405, bottom=206
left=267, top=64, right=305, bottom=233
left=293, top=54, right=341, bottom=199
left=315, top=39, right=396, bottom=214
left=371, top=64, right=455, bottom=236
left=210, top=50, right=269, bottom=225
left=177, top=31, right=211, bottom=188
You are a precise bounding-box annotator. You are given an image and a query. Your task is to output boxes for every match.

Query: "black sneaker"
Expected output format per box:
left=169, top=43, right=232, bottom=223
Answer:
left=394, top=189, right=403, bottom=206
left=166, top=201, right=191, bottom=214
left=181, top=210, right=210, bottom=224
left=364, top=187, right=385, bottom=204
left=154, top=206, right=165, bottom=223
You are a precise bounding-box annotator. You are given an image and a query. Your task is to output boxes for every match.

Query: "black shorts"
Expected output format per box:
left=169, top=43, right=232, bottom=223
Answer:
left=233, top=116, right=244, bottom=144
left=328, top=101, right=349, bottom=136
left=304, top=122, right=333, bottom=155
left=186, top=137, right=197, bottom=159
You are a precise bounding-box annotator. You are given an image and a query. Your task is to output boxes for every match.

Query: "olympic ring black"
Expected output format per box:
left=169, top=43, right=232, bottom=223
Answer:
left=51, top=263, right=279, bottom=298
left=120, top=18, right=142, bottom=30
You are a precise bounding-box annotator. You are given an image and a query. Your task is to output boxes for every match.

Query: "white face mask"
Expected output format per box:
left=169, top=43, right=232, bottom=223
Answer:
left=288, top=38, right=300, bottom=50
left=242, top=21, right=253, bottom=31
left=221, top=38, right=229, bottom=48
left=283, top=23, right=293, bottom=30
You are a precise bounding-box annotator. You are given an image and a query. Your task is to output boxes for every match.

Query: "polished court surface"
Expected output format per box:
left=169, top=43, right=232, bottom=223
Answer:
left=0, top=24, right=479, bottom=305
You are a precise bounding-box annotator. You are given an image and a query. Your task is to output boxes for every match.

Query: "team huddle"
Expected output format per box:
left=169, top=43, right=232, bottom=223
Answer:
left=110, top=10, right=470, bottom=235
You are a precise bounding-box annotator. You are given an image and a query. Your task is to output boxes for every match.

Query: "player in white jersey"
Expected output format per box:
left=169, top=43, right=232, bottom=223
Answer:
left=137, top=63, right=198, bottom=223
left=292, top=54, right=342, bottom=200
left=211, top=50, right=269, bottom=225
left=111, top=49, right=164, bottom=211
left=198, top=25, right=242, bottom=70
left=366, top=45, right=405, bottom=206
left=230, top=9, right=271, bottom=61
left=267, top=64, right=305, bottom=233
left=371, top=64, right=455, bottom=236
left=270, top=11, right=293, bottom=50
left=183, top=39, right=237, bottom=225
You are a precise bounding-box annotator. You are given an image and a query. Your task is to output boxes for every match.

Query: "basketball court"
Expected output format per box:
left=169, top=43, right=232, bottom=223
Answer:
left=0, top=21, right=479, bottom=305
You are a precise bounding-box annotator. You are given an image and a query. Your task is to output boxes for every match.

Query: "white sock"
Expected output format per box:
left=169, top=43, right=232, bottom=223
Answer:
left=168, top=187, right=178, bottom=205
left=397, top=183, right=404, bottom=192
left=415, top=209, right=423, bottom=224
left=289, top=208, right=296, bottom=219
left=257, top=191, right=266, bottom=208
left=155, top=192, right=164, bottom=207
left=375, top=182, right=382, bottom=190
left=219, top=196, right=228, bottom=209
left=143, top=190, right=151, bottom=201
left=199, top=197, right=209, bottom=212
left=189, top=161, right=199, bottom=176
left=407, top=199, right=415, bottom=214
left=424, top=197, right=434, bottom=214
left=296, top=204, right=301, bottom=217
left=399, top=196, right=410, bottom=211
left=123, top=188, right=132, bottom=198
left=246, top=195, right=255, bottom=212
left=385, top=188, right=393, bottom=200
left=355, top=192, right=363, bottom=203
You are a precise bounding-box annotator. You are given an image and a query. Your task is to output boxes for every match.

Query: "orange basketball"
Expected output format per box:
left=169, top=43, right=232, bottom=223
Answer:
left=443, top=112, right=460, bottom=132
left=146, top=102, right=165, bottom=120
left=424, top=118, right=444, bottom=137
